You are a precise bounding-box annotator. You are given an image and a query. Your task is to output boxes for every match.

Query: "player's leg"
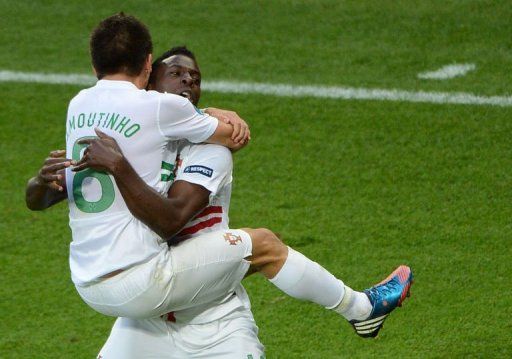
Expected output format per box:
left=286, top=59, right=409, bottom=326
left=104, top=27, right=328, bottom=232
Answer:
left=167, top=306, right=265, bottom=358
left=244, top=227, right=413, bottom=337
left=75, top=229, right=252, bottom=319
left=244, top=228, right=370, bottom=318
left=159, top=229, right=253, bottom=312
left=98, top=317, right=185, bottom=359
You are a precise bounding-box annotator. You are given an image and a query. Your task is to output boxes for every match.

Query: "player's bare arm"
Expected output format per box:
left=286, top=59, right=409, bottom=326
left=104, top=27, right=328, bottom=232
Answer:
left=25, top=150, right=74, bottom=210
left=73, top=129, right=210, bottom=241
left=207, top=117, right=249, bottom=151
left=25, top=108, right=246, bottom=212
left=204, top=107, right=251, bottom=143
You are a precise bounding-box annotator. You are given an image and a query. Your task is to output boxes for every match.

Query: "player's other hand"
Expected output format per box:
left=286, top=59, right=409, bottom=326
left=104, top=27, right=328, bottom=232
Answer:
left=36, top=150, right=74, bottom=191
left=204, top=107, right=250, bottom=144
left=72, top=128, right=125, bottom=174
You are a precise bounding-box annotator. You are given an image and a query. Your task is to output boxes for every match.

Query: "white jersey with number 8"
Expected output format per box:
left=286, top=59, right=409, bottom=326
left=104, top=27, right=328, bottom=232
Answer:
left=65, top=79, right=217, bottom=285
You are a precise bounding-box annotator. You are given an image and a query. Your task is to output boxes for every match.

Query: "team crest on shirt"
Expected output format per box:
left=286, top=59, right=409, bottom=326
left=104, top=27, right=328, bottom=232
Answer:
left=224, top=232, right=243, bottom=245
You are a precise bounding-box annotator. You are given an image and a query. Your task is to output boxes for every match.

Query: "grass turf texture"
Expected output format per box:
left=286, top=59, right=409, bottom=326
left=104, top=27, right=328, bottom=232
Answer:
left=1, top=0, right=511, bottom=357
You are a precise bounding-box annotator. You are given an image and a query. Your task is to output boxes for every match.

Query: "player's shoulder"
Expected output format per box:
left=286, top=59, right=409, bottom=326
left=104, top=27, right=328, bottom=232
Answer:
left=137, top=89, right=166, bottom=104
left=149, top=91, right=192, bottom=107
left=151, top=92, right=205, bottom=121
left=179, top=143, right=233, bottom=176
left=68, top=86, right=94, bottom=109
left=186, top=142, right=232, bottom=160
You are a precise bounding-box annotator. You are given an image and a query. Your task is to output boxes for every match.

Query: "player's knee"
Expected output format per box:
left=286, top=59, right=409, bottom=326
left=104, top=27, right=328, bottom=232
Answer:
left=251, top=228, right=287, bottom=263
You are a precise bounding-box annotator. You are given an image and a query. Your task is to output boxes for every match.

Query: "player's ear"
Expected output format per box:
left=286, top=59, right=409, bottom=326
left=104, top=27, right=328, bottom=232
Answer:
left=145, top=54, right=152, bottom=74
left=143, top=54, right=153, bottom=89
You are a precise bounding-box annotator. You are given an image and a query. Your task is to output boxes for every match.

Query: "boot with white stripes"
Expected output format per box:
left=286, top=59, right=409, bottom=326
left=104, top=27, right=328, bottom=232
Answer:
left=349, top=265, right=413, bottom=338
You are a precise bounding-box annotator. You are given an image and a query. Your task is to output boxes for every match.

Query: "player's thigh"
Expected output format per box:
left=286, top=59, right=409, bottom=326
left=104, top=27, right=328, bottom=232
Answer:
left=166, top=229, right=252, bottom=311
left=170, top=308, right=265, bottom=358
left=206, top=323, right=265, bottom=359
left=201, top=329, right=265, bottom=359
left=98, top=317, right=184, bottom=359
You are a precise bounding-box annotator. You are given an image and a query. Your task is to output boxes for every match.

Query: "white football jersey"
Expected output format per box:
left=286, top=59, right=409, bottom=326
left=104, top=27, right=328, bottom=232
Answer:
left=65, top=80, right=218, bottom=285
left=165, top=142, right=251, bottom=324
left=173, top=142, right=233, bottom=241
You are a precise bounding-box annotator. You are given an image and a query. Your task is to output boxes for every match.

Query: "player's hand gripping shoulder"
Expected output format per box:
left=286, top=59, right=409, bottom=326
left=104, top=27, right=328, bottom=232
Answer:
left=204, top=107, right=250, bottom=151
left=25, top=150, right=73, bottom=210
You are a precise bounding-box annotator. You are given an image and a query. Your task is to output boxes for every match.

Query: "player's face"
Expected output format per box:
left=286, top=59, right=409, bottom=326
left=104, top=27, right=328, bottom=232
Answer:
left=152, top=55, right=201, bottom=106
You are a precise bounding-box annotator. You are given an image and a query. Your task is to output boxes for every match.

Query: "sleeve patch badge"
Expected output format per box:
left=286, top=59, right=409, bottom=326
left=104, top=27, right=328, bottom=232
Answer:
left=184, top=165, right=213, bottom=178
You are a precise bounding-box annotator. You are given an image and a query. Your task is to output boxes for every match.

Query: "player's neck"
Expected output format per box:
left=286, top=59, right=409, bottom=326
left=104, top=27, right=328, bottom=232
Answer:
left=101, top=73, right=147, bottom=89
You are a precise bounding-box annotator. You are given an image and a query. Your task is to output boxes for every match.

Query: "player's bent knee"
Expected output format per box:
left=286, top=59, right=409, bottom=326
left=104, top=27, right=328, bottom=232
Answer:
left=245, top=228, right=287, bottom=264
left=249, top=228, right=279, bottom=251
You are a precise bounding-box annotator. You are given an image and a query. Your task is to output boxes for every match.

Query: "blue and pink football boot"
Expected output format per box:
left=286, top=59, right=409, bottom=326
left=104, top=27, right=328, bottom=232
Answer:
left=350, top=265, right=413, bottom=338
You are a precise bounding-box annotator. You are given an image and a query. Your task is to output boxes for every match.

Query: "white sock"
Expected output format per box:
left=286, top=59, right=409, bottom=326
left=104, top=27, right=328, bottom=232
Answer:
left=333, top=286, right=372, bottom=321
left=269, top=247, right=345, bottom=308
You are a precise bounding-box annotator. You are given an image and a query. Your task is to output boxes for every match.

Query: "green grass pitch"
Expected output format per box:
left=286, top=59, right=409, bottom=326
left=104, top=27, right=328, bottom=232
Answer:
left=1, top=1, right=511, bottom=357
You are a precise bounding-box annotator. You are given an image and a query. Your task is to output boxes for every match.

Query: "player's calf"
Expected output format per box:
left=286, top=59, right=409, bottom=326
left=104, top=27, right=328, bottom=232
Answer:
left=243, top=227, right=348, bottom=308
left=241, top=228, right=412, bottom=338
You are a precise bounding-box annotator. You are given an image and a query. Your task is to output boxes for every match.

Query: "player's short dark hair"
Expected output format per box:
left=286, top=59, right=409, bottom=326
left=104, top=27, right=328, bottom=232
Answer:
left=90, top=12, right=153, bottom=79
left=148, top=46, right=197, bottom=86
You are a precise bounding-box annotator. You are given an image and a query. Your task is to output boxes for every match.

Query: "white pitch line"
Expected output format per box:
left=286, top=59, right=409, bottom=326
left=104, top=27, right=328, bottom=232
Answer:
left=205, top=80, right=512, bottom=107
left=1, top=70, right=511, bottom=107
left=0, top=70, right=95, bottom=86
left=418, top=63, right=476, bottom=80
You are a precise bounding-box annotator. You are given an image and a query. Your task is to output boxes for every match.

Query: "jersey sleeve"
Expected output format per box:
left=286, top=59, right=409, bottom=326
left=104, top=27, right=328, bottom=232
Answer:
left=157, top=93, right=218, bottom=143
left=175, top=144, right=233, bottom=196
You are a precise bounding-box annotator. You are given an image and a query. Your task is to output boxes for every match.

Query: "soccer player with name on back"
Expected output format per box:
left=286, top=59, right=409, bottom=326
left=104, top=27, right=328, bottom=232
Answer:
left=97, top=46, right=266, bottom=358
left=68, top=27, right=413, bottom=344
left=28, top=43, right=414, bottom=357
left=26, top=13, right=253, bottom=317
left=28, top=45, right=265, bottom=357
left=27, top=13, right=414, bottom=356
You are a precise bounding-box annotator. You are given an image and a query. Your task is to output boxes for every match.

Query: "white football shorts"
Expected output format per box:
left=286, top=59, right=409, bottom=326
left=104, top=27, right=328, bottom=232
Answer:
left=75, top=229, right=252, bottom=319
left=97, top=305, right=265, bottom=358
